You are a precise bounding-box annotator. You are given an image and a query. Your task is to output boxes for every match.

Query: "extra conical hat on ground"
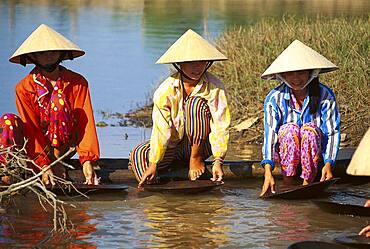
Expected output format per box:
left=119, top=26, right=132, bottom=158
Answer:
left=261, top=40, right=337, bottom=79
left=346, top=127, right=370, bottom=176
left=9, top=24, right=84, bottom=64
left=156, top=29, right=227, bottom=64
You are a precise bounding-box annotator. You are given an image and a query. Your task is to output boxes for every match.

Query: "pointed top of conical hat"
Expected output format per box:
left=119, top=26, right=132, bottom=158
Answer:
left=261, top=40, right=338, bottom=79
left=9, top=24, right=84, bottom=64
left=346, top=127, right=370, bottom=176
left=156, top=29, right=227, bottom=64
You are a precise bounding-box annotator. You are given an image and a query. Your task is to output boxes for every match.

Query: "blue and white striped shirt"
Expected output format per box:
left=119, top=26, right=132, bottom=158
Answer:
left=261, top=83, right=340, bottom=170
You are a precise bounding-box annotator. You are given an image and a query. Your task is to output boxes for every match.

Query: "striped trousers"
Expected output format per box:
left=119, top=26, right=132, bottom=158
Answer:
left=129, top=96, right=213, bottom=182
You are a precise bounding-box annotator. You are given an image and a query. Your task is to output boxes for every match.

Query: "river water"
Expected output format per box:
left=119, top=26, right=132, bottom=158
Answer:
left=0, top=1, right=369, bottom=248
left=1, top=0, right=370, bottom=157
left=2, top=181, right=369, bottom=248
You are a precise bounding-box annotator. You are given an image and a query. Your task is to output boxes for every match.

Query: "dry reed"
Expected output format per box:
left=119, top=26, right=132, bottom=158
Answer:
left=211, top=15, right=370, bottom=145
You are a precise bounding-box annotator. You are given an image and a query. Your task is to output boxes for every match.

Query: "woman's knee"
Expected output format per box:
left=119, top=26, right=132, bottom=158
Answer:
left=0, top=113, right=25, bottom=148
left=278, top=123, right=301, bottom=149
left=184, top=97, right=210, bottom=120
left=184, top=97, right=211, bottom=143
left=129, top=142, right=150, bottom=181
left=278, top=123, right=300, bottom=136
left=301, top=123, right=321, bottom=142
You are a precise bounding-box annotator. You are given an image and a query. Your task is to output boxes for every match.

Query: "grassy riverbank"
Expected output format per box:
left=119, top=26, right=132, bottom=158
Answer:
left=211, top=15, right=369, bottom=146
left=124, top=15, right=369, bottom=147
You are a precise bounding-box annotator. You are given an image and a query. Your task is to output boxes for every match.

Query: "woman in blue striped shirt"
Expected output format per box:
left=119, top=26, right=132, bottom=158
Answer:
left=260, top=40, right=340, bottom=196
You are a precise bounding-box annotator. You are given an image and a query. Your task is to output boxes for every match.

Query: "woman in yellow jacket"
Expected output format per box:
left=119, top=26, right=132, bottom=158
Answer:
left=129, top=29, right=230, bottom=187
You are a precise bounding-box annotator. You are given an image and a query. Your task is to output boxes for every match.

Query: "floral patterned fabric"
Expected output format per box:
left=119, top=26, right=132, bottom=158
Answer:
left=34, top=73, right=73, bottom=148
left=276, top=123, right=321, bottom=181
left=0, top=113, right=24, bottom=163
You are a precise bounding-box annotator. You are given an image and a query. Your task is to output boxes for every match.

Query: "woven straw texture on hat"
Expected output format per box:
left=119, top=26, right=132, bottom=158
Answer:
left=346, top=127, right=370, bottom=176
left=9, top=24, right=84, bottom=64
left=261, top=39, right=337, bottom=79
left=156, top=29, right=227, bottom=64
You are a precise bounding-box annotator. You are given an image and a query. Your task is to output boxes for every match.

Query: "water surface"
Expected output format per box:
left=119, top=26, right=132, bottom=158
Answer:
left=0, top=1, right=369, bottom=248
left=1, top=180, right=369, bottom=248
left=1, top=0, right=369, bottom=156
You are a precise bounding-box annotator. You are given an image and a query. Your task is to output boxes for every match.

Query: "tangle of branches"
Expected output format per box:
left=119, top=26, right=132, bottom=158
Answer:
left=0, top=141, right=86, bottom=233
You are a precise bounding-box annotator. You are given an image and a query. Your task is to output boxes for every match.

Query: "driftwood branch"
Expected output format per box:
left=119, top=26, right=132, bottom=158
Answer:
left=0, top=141, right=85, bottom=233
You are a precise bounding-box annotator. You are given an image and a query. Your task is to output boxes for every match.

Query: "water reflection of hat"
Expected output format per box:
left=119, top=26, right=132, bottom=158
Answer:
left=156, top=29, right=227, bottom=64
left=346, top=127, right=370, bottom=176
left=9, top=24, right=84, bottom=65
left=261, top=40, right=337, bottom=80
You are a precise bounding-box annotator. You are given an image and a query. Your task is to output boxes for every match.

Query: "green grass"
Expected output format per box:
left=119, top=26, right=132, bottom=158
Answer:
left=211, top=15, right=370, bottom=145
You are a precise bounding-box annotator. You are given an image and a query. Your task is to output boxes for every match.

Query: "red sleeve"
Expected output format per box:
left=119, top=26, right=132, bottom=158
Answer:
left=15, top=78, right=51, bottom=168
left=71, top=75, right=100, bottom=165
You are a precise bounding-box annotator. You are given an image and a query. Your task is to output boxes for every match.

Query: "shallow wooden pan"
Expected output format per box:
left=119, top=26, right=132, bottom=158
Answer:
left=287, top=241, right=348, bottom=249
left=334, top=235, right=370, bottom=249
left=143, top=180, right=223, bottom=194
left=262, top=178, right=339, bottom=199
left=312, top=200, right=370, bottom=217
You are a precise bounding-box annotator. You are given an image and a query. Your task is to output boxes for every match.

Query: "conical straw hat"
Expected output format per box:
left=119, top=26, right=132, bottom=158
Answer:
left=156, top=29, right=227, bottom=64
left=346, top=127, right=370, bottom=176
left=261, top=40, right=337, bottom=79
left=9, top=24, right=84, bottom=64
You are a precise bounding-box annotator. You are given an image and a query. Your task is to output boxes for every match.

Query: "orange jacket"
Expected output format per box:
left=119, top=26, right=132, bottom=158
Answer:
left=15, top=66, right=100, bottom=167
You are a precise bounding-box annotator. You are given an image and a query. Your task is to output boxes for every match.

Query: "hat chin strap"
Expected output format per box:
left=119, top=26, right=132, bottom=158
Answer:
left=26, top=51, right=68, bottom=72
left=276, top=69, right=320, bottom=90
left=41, top=62, right=60, bottom=72
left=172, top=61, right=213, bottom=81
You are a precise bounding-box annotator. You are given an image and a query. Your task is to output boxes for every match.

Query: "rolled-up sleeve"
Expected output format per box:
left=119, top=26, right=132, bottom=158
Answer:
left=208, top=87, right=230, bottom=161
left=320, top=95, right=340, bottom=166
left=72, top=77, right=100, bottom=165
left=148, top=90, right=172, bottom=164
left=16, top=81, right=51, bottom=168
left=261, top=96, right=280, bottom=170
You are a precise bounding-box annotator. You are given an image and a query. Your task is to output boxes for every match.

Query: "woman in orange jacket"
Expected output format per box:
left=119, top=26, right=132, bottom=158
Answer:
left=1, top=24, right=100, bottom=185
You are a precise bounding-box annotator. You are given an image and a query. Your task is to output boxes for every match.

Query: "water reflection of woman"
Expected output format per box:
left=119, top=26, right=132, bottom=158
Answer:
left=268, top=201, right=312, bottom=247
left=259, top=40, right=340, bottom=196
left=1, top=24, right=100, bottom=185
left=129, top=29, right=231, bottom=187
left=140, top=195, right=230, bottom=247
left=1, top=198, right=97, bottom=247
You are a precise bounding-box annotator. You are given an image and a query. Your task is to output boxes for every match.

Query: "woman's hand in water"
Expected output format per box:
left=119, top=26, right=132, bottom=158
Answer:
left=138, top=162, right=157, bottom=188
left=359, top=225, right=370, bottom=237
left=83, top=161, right=99, bottom=185
left=260, top=164, right=276, bottom=197
left=365, top=200, right=370, bottom=208
left=211, top=161, right=224, bottom=182
left=42, top=168, right=55, bottom=185
left=320, top=162, right=333, bottom=181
